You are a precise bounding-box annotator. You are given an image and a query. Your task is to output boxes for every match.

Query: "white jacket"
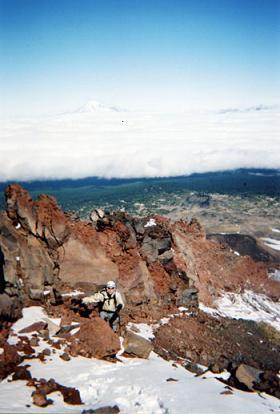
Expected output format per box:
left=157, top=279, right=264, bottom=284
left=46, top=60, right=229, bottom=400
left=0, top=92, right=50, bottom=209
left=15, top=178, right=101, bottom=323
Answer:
left=83, top=288, right=124, bottom=312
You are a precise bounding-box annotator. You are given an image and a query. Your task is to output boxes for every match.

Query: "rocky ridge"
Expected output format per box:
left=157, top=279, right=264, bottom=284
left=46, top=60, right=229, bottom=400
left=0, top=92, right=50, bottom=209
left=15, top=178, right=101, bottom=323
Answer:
left=0, top=184, right=279, bottom=406
left=1, top=184, right=279, bottom=314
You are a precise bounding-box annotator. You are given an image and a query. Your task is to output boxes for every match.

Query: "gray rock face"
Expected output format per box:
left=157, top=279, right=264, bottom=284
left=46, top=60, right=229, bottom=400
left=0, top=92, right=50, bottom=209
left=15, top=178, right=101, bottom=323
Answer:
left=28, top=288, right=46, bottom=301
left=158, top=250, right=173, bottom=264
left=21, top=236, right=55, bottom=288
left=0, top=214, right=21, bottom=287
left=179, top=288, right=198, bottom=306
left=141, top=235, right=172, bottom=263
left=123, top=330, right=153, bottom=359
left=207, top=233, right=278, bottom=263
left=0, top=293, right=22, bottom=322
left=0, top=212, right=55, bottom=300
left=141, top=236, right=159, bottom=263
left=133, top=221, right=146, bottom=236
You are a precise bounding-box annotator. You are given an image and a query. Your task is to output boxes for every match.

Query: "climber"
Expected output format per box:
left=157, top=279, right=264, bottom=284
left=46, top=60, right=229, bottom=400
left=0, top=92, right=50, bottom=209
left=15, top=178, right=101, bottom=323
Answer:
left=82, top=280, right=124, bottom=332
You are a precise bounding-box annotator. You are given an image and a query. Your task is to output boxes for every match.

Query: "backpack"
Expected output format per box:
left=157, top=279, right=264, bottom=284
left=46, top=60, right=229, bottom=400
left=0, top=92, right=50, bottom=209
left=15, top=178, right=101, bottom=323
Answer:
left=99, top=288, right=117, bottom=312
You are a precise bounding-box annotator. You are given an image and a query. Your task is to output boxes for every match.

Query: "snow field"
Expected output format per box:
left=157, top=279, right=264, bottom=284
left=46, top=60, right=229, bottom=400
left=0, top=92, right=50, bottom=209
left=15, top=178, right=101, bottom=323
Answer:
left=0, top=307, right=279, bottom=413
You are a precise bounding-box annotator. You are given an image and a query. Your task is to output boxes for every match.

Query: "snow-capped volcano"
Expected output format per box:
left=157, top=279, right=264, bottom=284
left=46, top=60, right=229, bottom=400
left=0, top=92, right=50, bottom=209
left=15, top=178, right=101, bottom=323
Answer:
left=76, top=100, right=125, bottom=113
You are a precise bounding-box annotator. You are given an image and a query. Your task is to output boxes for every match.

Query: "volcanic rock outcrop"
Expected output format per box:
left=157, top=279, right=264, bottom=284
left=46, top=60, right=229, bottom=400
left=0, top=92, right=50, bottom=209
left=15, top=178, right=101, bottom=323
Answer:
left=0, top=184, right=279, bottom=322
left=1, top=184, right=280, bottom=408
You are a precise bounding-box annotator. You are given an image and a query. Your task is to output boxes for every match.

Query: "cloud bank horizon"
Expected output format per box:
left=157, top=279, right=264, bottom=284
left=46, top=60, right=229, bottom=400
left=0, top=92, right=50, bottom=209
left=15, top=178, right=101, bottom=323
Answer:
left=0, top=103, right=279, bottom=182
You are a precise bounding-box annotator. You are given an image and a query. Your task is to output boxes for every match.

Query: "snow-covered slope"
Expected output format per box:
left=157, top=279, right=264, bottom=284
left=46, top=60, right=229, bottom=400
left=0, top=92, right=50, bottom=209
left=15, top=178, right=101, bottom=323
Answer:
left=200, top=290, right=280, bottom=332
left=0, top=307, right=279, bottom=413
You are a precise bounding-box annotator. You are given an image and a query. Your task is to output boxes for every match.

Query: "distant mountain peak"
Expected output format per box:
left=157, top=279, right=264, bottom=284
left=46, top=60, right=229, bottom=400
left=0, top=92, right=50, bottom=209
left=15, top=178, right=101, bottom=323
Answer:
left=76, top=100, right=125, bottom=113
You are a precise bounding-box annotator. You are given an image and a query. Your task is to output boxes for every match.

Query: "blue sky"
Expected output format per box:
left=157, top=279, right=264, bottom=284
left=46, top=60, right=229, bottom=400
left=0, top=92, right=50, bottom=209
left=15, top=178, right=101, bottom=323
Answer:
left=0, top=0, right=279, bottom=116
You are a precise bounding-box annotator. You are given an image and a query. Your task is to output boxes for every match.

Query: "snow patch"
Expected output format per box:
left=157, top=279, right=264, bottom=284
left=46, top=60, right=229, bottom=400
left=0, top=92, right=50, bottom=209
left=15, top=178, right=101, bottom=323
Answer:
left=70, top=326, right=80, bottom=335
left=272, top=228, right=280, bottom=233
left=61, top=290, right=85, bottom=297
left=144, top=218, right=157, bottom=228
left=261, top=237, right=280, bottom=251
left=127, top=323, right=155, bottom=340
left=8, top=306, right=47, bottom=345
left=200, top=290, right=280, bottom=331
left=177, top=307, right=193, bottom=316
left=127, top=312, right=187, bottom=341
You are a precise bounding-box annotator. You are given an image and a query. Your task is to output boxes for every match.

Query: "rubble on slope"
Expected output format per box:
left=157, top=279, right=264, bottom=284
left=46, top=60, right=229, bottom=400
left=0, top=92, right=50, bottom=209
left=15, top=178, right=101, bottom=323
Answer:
left=0, top=184, right=279, bottom=406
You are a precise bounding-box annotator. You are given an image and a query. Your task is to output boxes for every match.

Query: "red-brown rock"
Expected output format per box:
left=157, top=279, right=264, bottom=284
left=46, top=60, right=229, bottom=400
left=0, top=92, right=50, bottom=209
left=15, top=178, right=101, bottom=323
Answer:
left=12, top=365, right=32, bottom=381
left=2, top=184, right=279, bottom=313
left=31, top=378, right=82, bottom=406
left=19, top=321, right=47, bottom=334
left=32, top=390, right=51, bottom=407
left=171, top=219, right=280, bottom=305
left=5, top=184, right=70, bottom=247
left=71, top=317, right=120, bottom=359
left=0, top=341, right=23, bottom=380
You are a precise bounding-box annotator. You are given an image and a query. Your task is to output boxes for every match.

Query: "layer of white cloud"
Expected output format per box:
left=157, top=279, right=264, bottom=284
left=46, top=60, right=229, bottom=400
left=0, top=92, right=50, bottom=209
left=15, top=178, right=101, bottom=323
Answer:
left=0, top=103, right=279, bottom=181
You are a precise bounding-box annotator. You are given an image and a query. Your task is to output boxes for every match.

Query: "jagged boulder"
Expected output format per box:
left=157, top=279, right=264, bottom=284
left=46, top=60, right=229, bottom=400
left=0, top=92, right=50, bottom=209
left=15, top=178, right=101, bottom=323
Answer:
left=5, top=184, right=70, bottom=248
left=234, top=364, right=261, bottom=390
left=133, top=220, right=146, bottom=236
left=69, top=317, right=120, bottom=359
left=5, top=184, right=36, bottom=233
left=123, top=330, right=153, bottom=359
left=140, top=229, right=172, bottom=264
left=141, top=236, right=160, bottom=263
left=28, top=288, right=46, bottom=301
left=18, top=321, right=47, bottom=334
left=0, top=341, right=23, bottom=380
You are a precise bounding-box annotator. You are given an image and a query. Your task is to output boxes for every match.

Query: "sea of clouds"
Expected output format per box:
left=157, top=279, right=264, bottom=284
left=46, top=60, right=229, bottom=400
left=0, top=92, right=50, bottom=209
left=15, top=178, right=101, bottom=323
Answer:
left=0, top=103, right=279, bottom=181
